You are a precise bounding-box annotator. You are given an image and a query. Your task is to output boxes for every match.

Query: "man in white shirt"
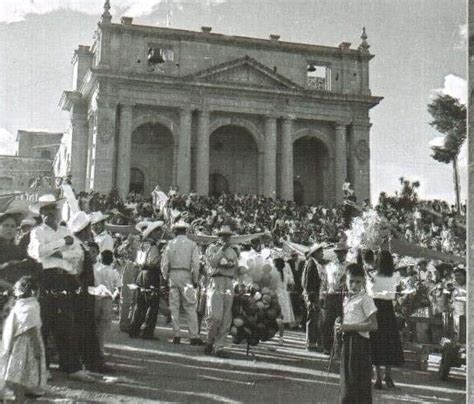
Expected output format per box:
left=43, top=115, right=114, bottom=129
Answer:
left=320, top=241, right=348, bottom=355
left=28, top=194, right=93, bottom=382
left=161, top=221, right=202, bottom=345
left=91, top=211, right=114, bottom=253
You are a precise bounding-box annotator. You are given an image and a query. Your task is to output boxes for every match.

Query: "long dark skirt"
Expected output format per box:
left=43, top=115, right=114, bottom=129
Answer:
left=340, top=332, right=372, bottom=404
left=370, top=299, right=405, bottom=366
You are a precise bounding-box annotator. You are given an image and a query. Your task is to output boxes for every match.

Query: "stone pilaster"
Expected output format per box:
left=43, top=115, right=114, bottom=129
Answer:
left=350, top=122, right=371, bottom=203
left=116, top=103, right=134, bottom=199
left=69, top=104, right=89, bottom=192
left=335, top=123, right=348, bottom=203
left=280, top=117, right=294, bottom=201
left=196, top=110, right=210, bottom=196
left=264, top=116, right=277, bottom=198
left=176, top=107, right=192, bottom=194
left=89, top=98, right=116, bottom=192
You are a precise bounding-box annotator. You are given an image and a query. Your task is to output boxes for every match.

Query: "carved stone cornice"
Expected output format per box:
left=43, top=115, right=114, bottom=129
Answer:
left=59, top=91, right=83, bottom=111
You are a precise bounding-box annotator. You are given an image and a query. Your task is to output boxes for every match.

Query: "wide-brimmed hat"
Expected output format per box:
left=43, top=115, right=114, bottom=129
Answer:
left=4, top=200, right=29, bottom=216
left=136, top=220, right=165, bottom=238
left=31, top=194, right=62, bottom=213
left=172, top=220, right=189, bottom=230
left=68, top=211, right=91, bottom=234
left=217, top=225, right=234, bottom=236
left=306, top=242, right=325, bottom=257
left=333, top=241, right=349, bottom=252
left=20, top=218, right=36, bottom=228
left=90, top=211, right=110, bottom=224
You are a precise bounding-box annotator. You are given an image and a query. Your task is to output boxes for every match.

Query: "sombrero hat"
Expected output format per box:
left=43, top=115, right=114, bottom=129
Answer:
left=136, top=220, right=165, bottom=238
left=90, top=211, right=110, bottom=224
left=31, top=194, right=63, bottom=214
left=172, top=220, right=189, bottom=230
left=306, top=242, right=325, bottom=257
left=68, top=211, right=91, bottom=234
left=217, top=225, right=234, bottom=236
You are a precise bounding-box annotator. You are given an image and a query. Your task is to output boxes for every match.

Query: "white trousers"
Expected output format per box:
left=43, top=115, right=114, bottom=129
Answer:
left=205, top=277, right=234, bottom=349
left=169, top=270, right=199, bottom=339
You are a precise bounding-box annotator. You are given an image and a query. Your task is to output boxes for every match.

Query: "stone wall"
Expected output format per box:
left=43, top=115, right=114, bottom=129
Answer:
left=0, top=155, right=53, bottom=192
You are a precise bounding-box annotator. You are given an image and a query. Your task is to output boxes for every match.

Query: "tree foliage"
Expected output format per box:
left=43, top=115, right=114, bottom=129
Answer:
left=428, top=94, right=466, bottom=163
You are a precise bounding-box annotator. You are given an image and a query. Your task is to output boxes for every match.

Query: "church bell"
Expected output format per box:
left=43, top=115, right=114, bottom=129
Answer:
left=148, top=47, right=165, bottom=64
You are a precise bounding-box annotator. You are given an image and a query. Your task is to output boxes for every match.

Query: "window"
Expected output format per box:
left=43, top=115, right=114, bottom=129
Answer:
left=41, top=150, right=51, bottom=159
left=306, top=63, right=331, bottom=91
left=147, top=44, right=174, bottom=65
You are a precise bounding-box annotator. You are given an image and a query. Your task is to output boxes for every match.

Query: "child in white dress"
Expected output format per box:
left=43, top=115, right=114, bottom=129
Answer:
left=1, top=276, right=47, bottom=402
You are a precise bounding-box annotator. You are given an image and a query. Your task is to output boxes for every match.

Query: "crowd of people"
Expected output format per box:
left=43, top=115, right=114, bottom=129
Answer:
left=0, top=184, right=466, bottom=403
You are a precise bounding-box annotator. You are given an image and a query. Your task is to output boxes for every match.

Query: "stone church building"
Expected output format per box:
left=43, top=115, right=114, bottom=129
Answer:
left=60, top=3, right=381, bottom=205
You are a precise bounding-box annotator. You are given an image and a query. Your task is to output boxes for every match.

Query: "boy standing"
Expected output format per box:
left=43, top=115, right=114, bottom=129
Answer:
left=335, top=263, right=378, bottom=404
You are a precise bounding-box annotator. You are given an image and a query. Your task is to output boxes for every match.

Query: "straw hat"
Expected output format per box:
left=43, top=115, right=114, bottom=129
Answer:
left=217, top=224, right=234, bottom=236
left=136, top=220, right=165, bottom=238
left=306, top=242, right=325, bottom=257
left=90, top=211, right=110, bottom=224
left=31, top=194, right=62, bottom=213
left=172, top=220, right=189, bottom=230
left=68, top=211, right=91, bottom=234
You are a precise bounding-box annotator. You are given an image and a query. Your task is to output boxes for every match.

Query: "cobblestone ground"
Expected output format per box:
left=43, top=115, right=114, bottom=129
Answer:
left=27, top=317, right=465, bottom=404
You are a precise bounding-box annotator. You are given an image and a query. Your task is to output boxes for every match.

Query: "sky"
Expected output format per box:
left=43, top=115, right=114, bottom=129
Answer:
left=0, top=0, right=467, bottom=203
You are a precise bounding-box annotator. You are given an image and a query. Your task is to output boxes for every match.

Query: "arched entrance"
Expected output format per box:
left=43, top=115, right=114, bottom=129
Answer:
left=130, top=168, right=145, bottom=194
left=293, top=136, right=329, bottom=204
left=209, top=125, right=259, bottom=194
left=131, top=122, right=174, bottom=195
left=294, top=180, right=304, bottom=205
left=209, top=173, right=229, bottom=196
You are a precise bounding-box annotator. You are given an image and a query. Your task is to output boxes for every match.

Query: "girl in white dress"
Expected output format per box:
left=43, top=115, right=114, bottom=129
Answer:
left=273, top=256, right=296, bottom=345
left=1, top=276, right=47, bottom=402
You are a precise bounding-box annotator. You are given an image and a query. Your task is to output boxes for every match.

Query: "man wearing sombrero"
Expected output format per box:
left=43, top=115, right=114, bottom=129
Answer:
left=90, top=211, right=114, bottom=253
left=204, top=225, right=240, bottom=356
left=28, top=194, right=93, bottom=382
left=161, top=221, right=203, bottom=345
left=129, top=220, right=165, bottom=339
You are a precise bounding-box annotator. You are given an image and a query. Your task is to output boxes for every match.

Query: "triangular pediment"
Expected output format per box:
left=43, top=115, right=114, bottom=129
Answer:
left=186, top=56, right=302, bottom=90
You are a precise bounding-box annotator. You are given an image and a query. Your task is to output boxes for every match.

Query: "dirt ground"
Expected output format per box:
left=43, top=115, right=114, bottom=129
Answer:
left=25, top=317, right=465, bottom=404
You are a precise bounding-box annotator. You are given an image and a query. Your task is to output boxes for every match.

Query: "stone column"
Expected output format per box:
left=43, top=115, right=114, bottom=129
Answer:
left=70, top=104, right=89, bottom=191
left=280, top=117, right=294, bottom=201
left=116, top=103, right=134, bottom=199
left=89, top=97, right=117, bottom=192
left=350, top=122, right=371, bottom=203
left=196, top=110, right=210, bottom=196
left=335, top=123, right=348, bottom=203
left=264, top=116, right=277, bottom=198
left=176, top=107, right=192, bottom=194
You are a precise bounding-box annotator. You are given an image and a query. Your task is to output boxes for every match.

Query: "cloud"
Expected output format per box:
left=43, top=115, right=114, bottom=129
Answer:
left=428, top=136, right=445, bottom=149
left=0, top=0, right=227, bottom=23
left=431, top=74, right=467, bottom=105
left=0, top=128, right=17, bottom=155
left=456, top=23, right=467, bottom=48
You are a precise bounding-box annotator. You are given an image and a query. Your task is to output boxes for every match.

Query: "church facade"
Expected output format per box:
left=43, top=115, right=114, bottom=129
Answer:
left=60, top=5, right=381, bottom=205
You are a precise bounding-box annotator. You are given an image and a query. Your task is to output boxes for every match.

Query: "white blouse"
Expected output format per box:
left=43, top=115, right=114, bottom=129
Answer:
left=367, top=272, right=401, bottom=301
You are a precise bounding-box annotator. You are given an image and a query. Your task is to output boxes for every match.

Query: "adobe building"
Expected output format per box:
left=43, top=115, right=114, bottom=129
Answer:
left=60, top=2, right=382, bottom=205
left=0, top=130, right=62, bottom=193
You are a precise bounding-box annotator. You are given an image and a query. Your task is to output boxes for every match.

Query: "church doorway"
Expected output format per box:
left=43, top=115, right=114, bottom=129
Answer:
left=209, top=173, right=229, bottom=196
left=131, top=122, right=174, bottom=195
left=294, top=179, right=304, bottom=205
left=209, top=125, right=259, bottom=195
left=129, top=168, right=145, bottom=194
left=293, top=136, right=329, bottom=204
